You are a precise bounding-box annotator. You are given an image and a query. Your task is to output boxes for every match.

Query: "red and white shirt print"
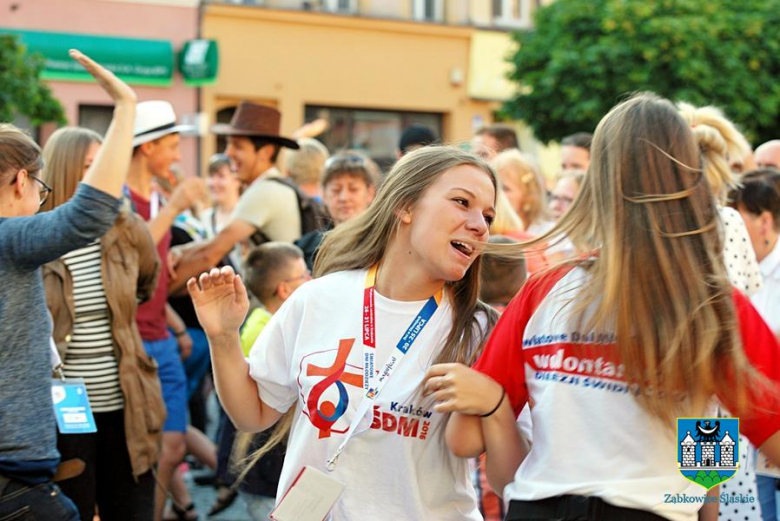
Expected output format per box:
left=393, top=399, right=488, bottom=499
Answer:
left=474, top=264, right=780, bottom=521
left=248, top=269, right=481, bottom=521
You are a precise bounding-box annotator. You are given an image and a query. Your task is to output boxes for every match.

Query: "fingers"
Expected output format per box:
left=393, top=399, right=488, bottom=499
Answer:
left=233, top=274, right=249, bottom=304
left=69, top=49, right=136, bottom=103
left=424, top=362, right=461, bottom=380
left=186, top=277, right=199, bottom=295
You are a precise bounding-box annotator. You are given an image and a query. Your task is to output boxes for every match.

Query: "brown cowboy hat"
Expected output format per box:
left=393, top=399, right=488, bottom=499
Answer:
left=211, top=101, right=299, bottom=149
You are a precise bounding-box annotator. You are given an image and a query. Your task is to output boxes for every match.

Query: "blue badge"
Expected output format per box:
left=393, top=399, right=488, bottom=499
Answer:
left=677, top=417, right=739, bottom=490
left=51, top=379, right=97, bottom=434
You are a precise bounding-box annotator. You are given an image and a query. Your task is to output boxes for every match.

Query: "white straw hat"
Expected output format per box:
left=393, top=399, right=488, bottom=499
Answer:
left=133, top=100, right=194, bottom=147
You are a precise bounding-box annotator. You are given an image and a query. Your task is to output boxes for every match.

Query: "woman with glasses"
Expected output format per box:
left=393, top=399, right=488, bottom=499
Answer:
left=188, top=146, right=498, bottom=519
left=0, top=51, right=137, bottom=520
left=39, top=124, right=164, bottom=520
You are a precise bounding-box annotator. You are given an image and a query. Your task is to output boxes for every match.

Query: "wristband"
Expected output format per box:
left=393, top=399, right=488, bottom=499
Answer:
left=480, top=387, right=506, bottom=418
left=174, top=330, right=187, bottom=338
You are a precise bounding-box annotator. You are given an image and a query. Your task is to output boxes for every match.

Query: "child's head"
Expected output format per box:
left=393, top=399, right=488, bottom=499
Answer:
left=479, top=236, right=526, bottom=307
left=243, top=243, right=310, bottom=307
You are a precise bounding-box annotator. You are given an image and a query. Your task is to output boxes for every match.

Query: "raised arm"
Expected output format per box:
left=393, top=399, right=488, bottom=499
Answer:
left=187, top=266, right=282, bottom=432
left=71, top=50, right=136, bottom=198
left=170, top=218, right=255, bottom=292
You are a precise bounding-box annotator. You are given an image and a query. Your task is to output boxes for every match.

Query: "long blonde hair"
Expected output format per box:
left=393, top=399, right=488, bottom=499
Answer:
left=492, top=149, right=548, bottom=230
left=516, top=93, right=756, bottom=425
left=41, top=127, right=102, bottom=212
left=677, top=102, right=750, bottom=201
left=315, top=145, right=498, bottom=365
left=232, top=146, right=500, bottom=485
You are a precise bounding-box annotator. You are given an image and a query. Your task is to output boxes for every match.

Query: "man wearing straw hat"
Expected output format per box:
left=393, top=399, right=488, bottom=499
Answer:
left=125, top=100, right=207, bottom=521
left=172, top=101, right=302, bottom=287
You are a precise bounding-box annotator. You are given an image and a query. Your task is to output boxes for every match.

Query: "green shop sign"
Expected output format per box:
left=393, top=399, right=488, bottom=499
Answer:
left=179, top=39, right=219, bottom=87
left=0, top=29, right=174, bottom=87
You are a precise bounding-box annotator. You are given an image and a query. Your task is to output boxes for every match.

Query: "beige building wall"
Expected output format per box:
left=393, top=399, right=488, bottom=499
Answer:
left=200, top=4, right=499, bottom=162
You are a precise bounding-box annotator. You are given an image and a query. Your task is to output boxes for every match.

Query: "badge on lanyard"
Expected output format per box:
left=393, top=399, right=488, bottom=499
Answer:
left=51, top=378, right=97, bottom=434
left=325, top=264, right=442, bottom=471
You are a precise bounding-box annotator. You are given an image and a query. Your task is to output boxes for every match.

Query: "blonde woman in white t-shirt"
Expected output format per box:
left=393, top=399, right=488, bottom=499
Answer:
left=188, top=146, right=499, bottom=520
left=424, top=94, right=780, bottom=521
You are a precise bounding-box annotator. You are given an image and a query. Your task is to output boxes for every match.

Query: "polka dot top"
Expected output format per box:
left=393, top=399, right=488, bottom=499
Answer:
left=720, top=206, right=763, bottom=296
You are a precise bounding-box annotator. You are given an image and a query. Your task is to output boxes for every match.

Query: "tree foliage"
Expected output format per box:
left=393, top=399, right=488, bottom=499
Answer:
left=504, top=0, right=780, bottom=145
left=0, top=34, right=65, bottom=126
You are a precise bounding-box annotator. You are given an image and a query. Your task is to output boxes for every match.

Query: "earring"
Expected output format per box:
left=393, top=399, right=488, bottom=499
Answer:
left=767, top=239, right=771, bottom=247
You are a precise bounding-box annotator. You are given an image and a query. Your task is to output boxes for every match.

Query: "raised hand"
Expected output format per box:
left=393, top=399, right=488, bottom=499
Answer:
left=169, top=177, right=209, bottom=214
left=187, top=266, right=250, bottom=341
left=69, top=49, right=136, bottom=105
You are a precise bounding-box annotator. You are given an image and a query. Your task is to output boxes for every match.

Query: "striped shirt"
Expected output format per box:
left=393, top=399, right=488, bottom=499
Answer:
left=61, top=240, right=124, bottom=413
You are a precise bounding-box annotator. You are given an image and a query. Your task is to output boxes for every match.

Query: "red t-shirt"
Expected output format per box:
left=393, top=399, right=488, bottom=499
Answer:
left=128, top=189, right=171, bottom=341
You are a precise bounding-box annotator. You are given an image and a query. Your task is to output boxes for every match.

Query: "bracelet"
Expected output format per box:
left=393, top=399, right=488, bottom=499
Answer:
left=480, top=387, right=506, bottom=418
left=174, top=330, right=187, bottom=338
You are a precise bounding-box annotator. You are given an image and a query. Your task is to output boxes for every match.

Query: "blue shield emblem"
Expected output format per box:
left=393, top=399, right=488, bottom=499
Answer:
left=677, top=417, right=739, bottom=490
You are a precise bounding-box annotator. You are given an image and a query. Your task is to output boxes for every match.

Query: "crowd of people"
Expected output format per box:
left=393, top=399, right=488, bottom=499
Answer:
left=1, top=50, right=780, bottom=521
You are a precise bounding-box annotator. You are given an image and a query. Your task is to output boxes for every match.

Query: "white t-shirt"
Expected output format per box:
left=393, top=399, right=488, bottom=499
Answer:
left=232, top=167, right=302, bottom=243
left=247, top=269, right=481, bottom=520
left=751, top=238, right=780, bottom=336
left=474, top=265, right=780, bottom=521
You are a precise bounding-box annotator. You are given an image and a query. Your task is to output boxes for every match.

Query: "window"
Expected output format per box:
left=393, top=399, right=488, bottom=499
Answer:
left=493, top=0, right=534, bottom=28
left=322, top=0, right=356, bottom=13
left=305, top=105, right=442, bottom=172
left=79, top=105, right=114, bottom=137
left=413, top=0, right=443, bottom=22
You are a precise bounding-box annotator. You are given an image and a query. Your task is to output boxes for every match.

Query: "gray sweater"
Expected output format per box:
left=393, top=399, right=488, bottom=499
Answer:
left=0, top=184, right=120, bottom=481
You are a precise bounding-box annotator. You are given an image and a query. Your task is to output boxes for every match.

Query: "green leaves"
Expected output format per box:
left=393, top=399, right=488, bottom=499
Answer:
left=0, top=34, right=65, bottom=126
left=504, top=0, right=780, bottom=145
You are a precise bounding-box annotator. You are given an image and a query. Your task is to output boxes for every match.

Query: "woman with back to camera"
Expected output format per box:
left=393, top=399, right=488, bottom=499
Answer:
left=425, top=93, right=780, bottom=521
left=0, top=51, right=137, bottom=519
left=188, top=146, right=498, bottom=519
left=40, top=125, right=165, bottom=521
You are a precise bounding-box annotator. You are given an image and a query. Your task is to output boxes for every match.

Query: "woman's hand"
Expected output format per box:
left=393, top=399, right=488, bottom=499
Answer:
left=424, top=363, right=505, bottom=416
left=69, top=49, right=137, bottom=105
left=187, top=266, right=249, bottom=341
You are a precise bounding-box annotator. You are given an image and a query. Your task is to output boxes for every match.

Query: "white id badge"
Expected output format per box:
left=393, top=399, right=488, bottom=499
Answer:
left=270, top=466, right=345, bottom=521
left=51, top=378, right=97, bottom=434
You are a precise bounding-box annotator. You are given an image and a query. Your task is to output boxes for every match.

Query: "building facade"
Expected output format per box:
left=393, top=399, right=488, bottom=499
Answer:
left=1, top=0, right=202, bottom=176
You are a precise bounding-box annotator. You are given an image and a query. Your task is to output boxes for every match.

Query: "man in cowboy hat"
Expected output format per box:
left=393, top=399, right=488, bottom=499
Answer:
left=125, top=100, right=207, bottom=521
left=172, top=101, right=302, bottom=286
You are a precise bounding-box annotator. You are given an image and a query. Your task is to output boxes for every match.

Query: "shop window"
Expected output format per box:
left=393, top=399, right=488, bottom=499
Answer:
left=322, top=0, right=357, bottom=14
left=492, top=0, right=534, bottom=28
left=413, top=0, right=443, bottom=22
left=79, top=105, right=113, bottom=137
left=305, top=105, right=442, bottom=172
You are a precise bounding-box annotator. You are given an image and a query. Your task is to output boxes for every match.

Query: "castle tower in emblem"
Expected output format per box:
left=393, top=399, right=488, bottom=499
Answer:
left=681, top=432, right=696, bottom=468
left=720, top=431, right=735, bottom=467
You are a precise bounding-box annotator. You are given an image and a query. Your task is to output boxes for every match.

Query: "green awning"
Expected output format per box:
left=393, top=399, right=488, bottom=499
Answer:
left=0, top=28, right=174, bottom=87
left=178, top=39, right=219, bottom=87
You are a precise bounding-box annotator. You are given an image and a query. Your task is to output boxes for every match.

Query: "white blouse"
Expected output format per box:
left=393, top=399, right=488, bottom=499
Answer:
left=720, top=206, right=763, bottom=295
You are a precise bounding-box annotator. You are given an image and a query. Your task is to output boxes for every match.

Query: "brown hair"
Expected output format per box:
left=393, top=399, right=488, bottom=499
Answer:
left=243, top=242, right=305, bottom=303
left=510, top=93, right=759, bottom=425
left=476, top=124, right=519, bottom=152
left=316, top=145, right=498, bottom=366
left=480, top=235, right=526, bottom=305
left=321, top=151, right=380, bottom=189
left=40, top=127, right=103, bottom=212
left=0, top=124, right=43, bottom=184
